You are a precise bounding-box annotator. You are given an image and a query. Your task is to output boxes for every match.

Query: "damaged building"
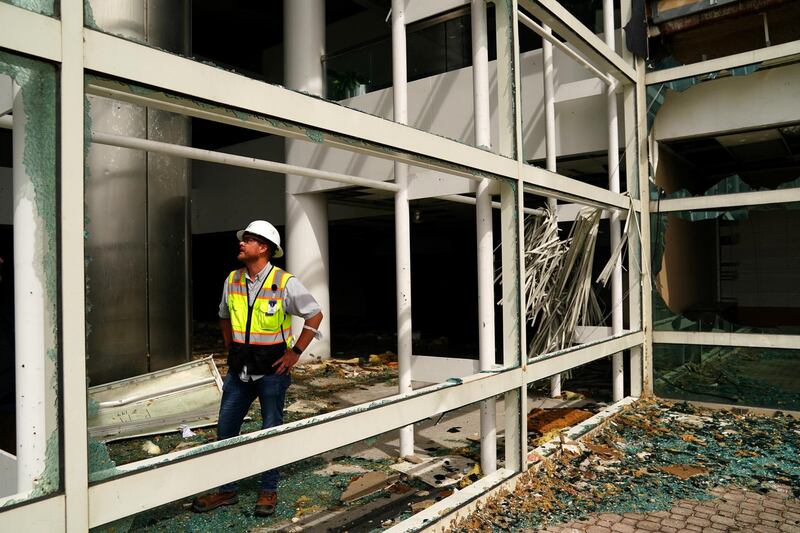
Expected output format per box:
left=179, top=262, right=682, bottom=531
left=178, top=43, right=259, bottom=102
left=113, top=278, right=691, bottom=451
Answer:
left=0, top=0, right=798, bottom=531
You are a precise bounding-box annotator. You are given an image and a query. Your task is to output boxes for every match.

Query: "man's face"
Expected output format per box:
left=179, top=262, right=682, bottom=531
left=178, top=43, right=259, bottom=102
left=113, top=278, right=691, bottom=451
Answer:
left=238, top=234, right=268, bottom=263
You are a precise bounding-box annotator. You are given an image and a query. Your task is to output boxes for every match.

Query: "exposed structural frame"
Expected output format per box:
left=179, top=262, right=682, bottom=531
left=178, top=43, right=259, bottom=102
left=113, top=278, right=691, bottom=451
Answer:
left=645, top=39, right=800, bottom=85
left=0, top=1, right=653, bottom=531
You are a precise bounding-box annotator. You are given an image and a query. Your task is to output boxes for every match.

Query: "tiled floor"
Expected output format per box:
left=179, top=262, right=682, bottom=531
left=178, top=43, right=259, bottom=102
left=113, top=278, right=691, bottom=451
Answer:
left=535, top=486, right=800, bottom=533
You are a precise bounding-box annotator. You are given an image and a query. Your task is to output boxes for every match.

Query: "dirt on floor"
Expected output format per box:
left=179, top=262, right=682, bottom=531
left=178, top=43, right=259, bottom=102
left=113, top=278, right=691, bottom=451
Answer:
left=451, top=399, right=800, bottom=532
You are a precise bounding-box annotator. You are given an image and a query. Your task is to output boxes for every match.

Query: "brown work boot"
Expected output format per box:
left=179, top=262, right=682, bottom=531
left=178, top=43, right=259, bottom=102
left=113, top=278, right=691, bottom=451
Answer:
left=191, top=491, right=238, bottom=513
left=254, top=490, right=278, bottom=517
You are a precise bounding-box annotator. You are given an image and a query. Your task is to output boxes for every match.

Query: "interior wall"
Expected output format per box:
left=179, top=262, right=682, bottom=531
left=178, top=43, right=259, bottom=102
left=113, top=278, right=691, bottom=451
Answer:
left=722, top=210, right=800, bottom=324
left=291, top=38, right=625, bottom=194
left=654, top=144, right=696, bottom=194
left=657, top=215, right=717, bottom=315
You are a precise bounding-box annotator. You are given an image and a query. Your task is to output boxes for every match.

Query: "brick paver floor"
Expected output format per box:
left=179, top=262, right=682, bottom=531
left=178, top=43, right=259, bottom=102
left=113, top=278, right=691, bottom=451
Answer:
left=535, top=485, right=800, bottom=533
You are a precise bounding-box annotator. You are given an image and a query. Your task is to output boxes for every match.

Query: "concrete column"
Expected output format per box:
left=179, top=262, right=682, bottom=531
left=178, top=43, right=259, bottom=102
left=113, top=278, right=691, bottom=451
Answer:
left=12, top=83, right=47, bottom=493
left=603, top=2, right=625, bottom=403
left=472, top=0, right=497, bottom=476
left=542, top=24, right=562, bottom=399
left=392, top=0, right=414, bottom=458
left=284, top=0, right=332, bottom=358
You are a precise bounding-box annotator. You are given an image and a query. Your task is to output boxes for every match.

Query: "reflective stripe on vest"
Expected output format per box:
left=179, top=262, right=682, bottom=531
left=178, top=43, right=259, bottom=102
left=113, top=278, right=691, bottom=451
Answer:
left=227, top=266, right=294, bottom=347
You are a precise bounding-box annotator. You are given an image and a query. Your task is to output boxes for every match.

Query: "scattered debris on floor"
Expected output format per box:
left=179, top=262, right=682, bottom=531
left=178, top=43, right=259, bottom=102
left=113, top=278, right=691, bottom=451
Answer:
left=104, top=353, right=399, bottom=466
left=451, top=399, right=800, bottom=532
left=527, top=407, right=594, bottom=444
left=140, top=440, right=160, bottom=455
left=340, top=471, right=400, bottom=503
left=391, top=455, right=478, bottom=489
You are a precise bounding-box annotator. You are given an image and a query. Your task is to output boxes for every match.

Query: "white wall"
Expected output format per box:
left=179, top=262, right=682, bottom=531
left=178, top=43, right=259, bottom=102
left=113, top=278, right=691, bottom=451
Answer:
left=289, top=42, right=621, bottom=194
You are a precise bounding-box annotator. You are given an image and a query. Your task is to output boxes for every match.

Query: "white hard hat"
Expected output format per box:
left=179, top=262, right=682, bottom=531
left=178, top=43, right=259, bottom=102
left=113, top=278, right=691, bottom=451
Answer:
left=237, top=220, right=284, bottom=258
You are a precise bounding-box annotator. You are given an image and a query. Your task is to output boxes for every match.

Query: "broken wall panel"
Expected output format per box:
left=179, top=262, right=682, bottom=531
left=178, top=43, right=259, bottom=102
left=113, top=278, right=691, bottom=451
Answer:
left=652, top=203, right=800, bottom=335
left=654, top=343, right=800, bottom=411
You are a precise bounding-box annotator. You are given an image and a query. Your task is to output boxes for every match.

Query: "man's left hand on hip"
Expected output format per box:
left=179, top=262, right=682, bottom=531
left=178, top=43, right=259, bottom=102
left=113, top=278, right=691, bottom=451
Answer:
left=273, top=350, right=300, bottom=374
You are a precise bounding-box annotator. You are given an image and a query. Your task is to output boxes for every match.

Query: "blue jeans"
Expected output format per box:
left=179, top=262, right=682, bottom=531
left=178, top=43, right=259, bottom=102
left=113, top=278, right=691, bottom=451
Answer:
left=217, top=372, right=291, bottom=492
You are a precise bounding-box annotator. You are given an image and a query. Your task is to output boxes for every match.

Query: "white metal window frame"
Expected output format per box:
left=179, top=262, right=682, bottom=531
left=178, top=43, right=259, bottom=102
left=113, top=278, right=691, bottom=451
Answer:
left=646, top=39, right=800, bottom=86
left=0, top=0, right=676, bottom=529
left=654, top=331, right=800, bottom=350
left=652, top=188, right=800, bottom=212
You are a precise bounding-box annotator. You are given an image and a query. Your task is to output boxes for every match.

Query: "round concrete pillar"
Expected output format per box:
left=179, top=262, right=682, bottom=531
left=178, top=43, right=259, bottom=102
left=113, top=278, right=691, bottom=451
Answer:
left=283, top=0, right=331, bottom=358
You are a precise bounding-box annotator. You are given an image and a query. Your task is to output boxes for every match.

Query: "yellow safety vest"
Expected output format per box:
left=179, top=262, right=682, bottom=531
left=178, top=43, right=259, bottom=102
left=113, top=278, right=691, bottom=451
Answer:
left=227, top=266, right=294, bottom=348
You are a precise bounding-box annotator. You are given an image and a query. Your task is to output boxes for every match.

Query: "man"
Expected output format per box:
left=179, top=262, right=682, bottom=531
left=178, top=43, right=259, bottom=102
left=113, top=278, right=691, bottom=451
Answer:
left=192, top=220, right=323, bottom=517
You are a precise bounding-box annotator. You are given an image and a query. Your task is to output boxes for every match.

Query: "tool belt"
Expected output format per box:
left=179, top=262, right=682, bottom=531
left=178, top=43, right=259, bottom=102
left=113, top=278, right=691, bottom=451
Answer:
left=227, top=342, right=285, bottom=375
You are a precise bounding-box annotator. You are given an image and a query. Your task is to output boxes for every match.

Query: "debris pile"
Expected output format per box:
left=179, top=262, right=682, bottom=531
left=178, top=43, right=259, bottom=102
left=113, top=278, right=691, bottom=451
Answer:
left=527, top=407, right=594, bottom=445
left=452, top=399, right=800, bottom=532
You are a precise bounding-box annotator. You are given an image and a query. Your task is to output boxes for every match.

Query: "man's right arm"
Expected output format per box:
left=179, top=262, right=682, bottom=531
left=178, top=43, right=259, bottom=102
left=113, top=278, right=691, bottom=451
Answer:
left=219, top=276, right=232, bottom=349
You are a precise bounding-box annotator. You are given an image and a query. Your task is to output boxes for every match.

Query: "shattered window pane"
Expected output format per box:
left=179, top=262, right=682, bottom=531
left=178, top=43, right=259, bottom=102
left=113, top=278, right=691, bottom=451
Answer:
left=0, top=50, right=60, bottom=503
left=647, top=1, right=800, bottom=71
left=657, top=126, right=800, bottom=200
left=654, top=344, right=800, bottom=411
left=652, top=203, right=800, bottom=335
left=0, top=0, right=56, bottom=17
left=93, top=395, right=504, bottom=531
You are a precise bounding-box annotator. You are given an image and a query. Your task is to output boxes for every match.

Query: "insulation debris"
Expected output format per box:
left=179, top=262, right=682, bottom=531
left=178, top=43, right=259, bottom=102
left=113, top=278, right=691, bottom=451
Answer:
left=522, top=206, right=604, bottom=357
left=140, top=440, right=160, bottom=455
left=452, top=399, right=800, bottom=532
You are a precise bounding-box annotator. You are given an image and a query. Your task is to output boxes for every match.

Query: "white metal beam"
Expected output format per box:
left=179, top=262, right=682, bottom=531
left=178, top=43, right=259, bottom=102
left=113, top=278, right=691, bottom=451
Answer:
left=646, top=40, right=800, bottom=85
left=652, top=188, right=800, bottom=212
left=83, top=30, right=519, bottom=183
left=82, top=35, right=635, bottom=212
left=653, top=331, right=800, bottom=350
left=518, top=10, right=613, bottom=85
left=520, top=164, right=632, bottom=211
left=517, top=0, right=636, bottom=83
left=0, top=3, right=61, bottom=63
left=87, top=370, right=519, bottom=527
left=525, top=331, right=644, bottom=383
left=635, top=59, right=655, bottom=397
left=385, top=467, right=517, bottom=532
left=90, top=131, right=400, bottom=192
left=495, top=0, right=527, bottom=476
left=0, top=495, right=65, bottom=532
left=61, top=1, right=89, bottom=531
